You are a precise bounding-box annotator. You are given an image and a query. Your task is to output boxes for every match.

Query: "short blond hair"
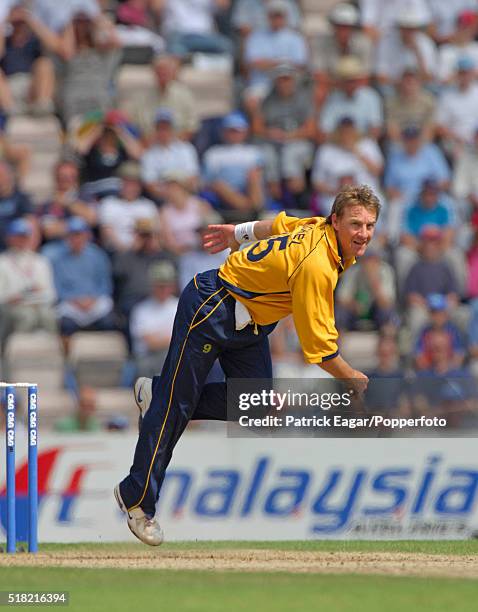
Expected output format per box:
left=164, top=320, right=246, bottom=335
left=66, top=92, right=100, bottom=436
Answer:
left=326, top=184, right=381, bottom=224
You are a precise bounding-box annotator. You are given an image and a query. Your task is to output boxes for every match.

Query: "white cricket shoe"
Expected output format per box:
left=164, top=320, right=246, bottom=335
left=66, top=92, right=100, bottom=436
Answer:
left=114, top=485, right=164, bottom=547
left=134, top=377, right=153, bottom=431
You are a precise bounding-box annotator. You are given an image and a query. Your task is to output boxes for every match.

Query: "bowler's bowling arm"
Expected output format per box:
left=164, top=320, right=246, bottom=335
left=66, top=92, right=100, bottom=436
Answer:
left=318, top=354, right=369, bottom=395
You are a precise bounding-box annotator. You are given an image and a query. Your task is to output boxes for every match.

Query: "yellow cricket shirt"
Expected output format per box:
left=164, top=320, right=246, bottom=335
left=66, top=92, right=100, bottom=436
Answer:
left=218, top=212, right=355, bottom=363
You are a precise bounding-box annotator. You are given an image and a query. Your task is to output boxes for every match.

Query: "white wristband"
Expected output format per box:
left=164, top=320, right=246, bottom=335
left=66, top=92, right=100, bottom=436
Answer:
left=234, top=221, right=258, bottom=244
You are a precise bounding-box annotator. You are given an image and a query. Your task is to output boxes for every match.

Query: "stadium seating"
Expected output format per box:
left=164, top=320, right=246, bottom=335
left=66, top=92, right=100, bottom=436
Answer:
left=69, top=332, right=129, bottom=388
left=6, top=116, right=62, bottom=203
left=339, top=332, right=379, bottom=372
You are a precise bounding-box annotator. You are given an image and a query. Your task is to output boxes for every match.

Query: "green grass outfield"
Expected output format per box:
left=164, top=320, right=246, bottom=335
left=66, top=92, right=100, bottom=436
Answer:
left=30, top=539, right=478, bottom=554
left=1, top=541, right=477, bottom=612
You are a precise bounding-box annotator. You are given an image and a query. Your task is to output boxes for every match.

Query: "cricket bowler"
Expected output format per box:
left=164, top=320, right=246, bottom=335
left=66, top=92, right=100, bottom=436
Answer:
left=114, top=184, right=380, bottom=545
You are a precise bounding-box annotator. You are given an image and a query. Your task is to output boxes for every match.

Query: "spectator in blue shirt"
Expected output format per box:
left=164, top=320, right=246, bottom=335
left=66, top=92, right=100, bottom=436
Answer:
left=0, top=160, right=36, bottom=252
left=385, top=125, right=450, bottom=205
left=396, top=179, right=465, bottom=291
left=403, top=225, right=460, bottom=335
left=232, top=0, right=301, bottom=40
left=365, top=333, right=410, bottom=416
left=412, top=328, right=473, bottom=426
left=403, top=179, right=456, bottom=243
left=202, top=112, right=264, bottom=218
left=243, top=0, right=308, bottom=109
left=46, top=217, right=115, bottom=353
left=384, top=125, right=450, bottom=242
left=414, top=293, right=465, bottom=370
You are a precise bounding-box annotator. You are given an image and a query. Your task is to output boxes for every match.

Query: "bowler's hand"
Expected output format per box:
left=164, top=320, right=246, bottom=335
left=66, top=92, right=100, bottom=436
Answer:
left=203, top=224, right=240, bottom=254
left=349, top=370, right=369, bottom=397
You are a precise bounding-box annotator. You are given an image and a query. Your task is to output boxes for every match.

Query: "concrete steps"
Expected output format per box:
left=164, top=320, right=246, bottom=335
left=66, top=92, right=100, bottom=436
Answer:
left=7, top=115, right=62, bottom=204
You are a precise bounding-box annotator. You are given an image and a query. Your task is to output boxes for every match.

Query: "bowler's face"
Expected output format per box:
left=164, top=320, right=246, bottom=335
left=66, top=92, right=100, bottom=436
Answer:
left=332, top=205, right=377, bottom=259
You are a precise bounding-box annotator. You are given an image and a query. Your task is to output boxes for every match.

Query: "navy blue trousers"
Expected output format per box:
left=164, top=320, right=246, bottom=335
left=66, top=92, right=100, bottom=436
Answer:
left=120, top=269, right=276, bottom=515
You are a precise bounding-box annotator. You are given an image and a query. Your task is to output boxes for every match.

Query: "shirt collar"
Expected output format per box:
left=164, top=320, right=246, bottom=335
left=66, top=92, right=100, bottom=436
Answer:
left=324, top=222, right=355, bottom=272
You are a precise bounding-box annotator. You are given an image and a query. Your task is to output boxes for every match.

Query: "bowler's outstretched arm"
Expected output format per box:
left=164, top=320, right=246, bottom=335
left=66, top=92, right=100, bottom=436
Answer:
left=203, top=219, right=274, bottom=254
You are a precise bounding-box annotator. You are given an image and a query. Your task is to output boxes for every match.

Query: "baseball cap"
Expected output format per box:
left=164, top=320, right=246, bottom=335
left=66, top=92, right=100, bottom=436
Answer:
left=457, top=10, right=478, bottom=27
left=420, top=224, right=442, bottom=239
left=456, top=56, right=475, bottom=72
left=334, top=56, right=367, bottom=79
left=222, top=112, right=249, bottom=131
left=73, top=11, right=94, bottom=22
left=154, top=107, right=174, bottom=124
left=337, top=115, right=356, bottom=128
left=106, top=415, right=130, bottom=431
left=329, top=2, right=360, bottom=26
left=401, top=63, right=419, bottom=77
left=421, top=177, right=440, bottom=192
left=149, top=261, right=177, bottom=284
left=396, top=9, right=429, bottom=28
left=7, top=218, right=31, bottom=236
left=427, top=293, right=448, bottom=311
left=117, top=2, right=148, bottom=27
left=273, top=63, right=296, bottom=79
left=401, top=124, right=421, bottom=139
left=117, top=161, right=142, bottom=181
left=267, top=0, right=289, bottom=15
left=67, top=217, right=89, bottom=233
left=0, top=112, right=7, bottom=132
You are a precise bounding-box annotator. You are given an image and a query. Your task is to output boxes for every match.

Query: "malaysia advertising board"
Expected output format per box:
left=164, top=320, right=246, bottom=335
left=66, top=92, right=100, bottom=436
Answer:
left=1, top=433, right=478, bottom=541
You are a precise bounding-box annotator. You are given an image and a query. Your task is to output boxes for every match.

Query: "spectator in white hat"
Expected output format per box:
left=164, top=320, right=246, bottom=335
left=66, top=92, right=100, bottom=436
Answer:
left=253, top=64, right=315, bottom=203
left=99, top=162, right=159, bottom=253
left=374, top=10, right=437, bottom=87
left=319, top=56, right=383, bottom=139
left=130, top=260, right=179, bottom=378
left=359, top=0, right=431, bottom=41
left=436, top=57, right=478, bottom=158
left=312, top=2, right=373, bottom=80
left=120, top=54, right=199, bottom=143
left=140, top=107, right=200, bottom=201
left=437, top=10, right=478, bottom=85
left=385, top=66, right=436, bottom=143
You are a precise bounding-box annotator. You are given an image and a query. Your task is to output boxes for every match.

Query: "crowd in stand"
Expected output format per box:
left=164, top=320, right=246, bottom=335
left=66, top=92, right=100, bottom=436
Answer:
left=1, top=0, right=478, bottom=428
